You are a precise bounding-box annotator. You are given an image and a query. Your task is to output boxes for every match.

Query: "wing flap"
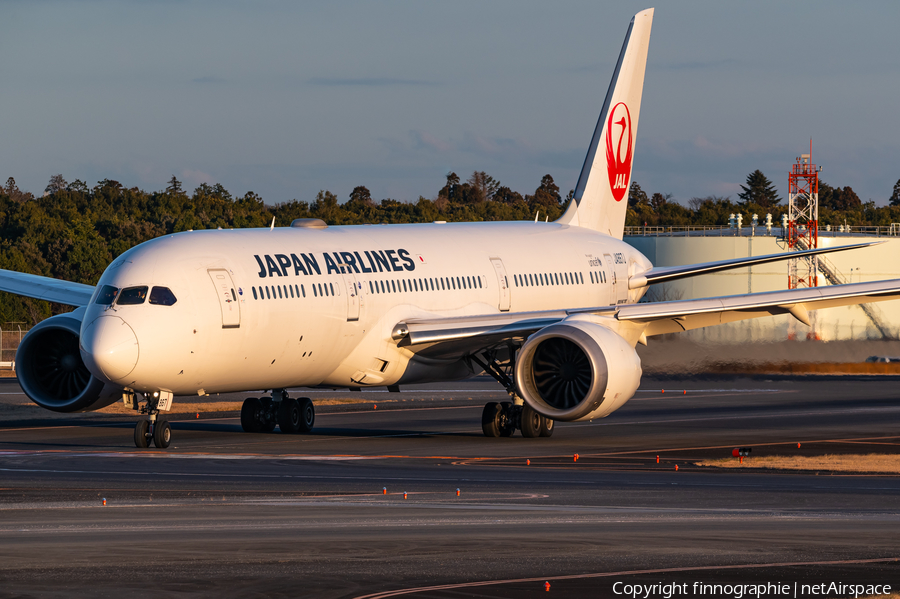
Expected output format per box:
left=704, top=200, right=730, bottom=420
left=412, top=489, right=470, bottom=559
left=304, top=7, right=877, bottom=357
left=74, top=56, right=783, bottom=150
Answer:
left=0, top=269, right=95, bottom=307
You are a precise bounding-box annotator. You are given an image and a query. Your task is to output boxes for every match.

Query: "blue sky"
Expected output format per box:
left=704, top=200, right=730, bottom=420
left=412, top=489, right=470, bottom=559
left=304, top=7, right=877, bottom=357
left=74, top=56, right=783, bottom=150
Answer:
left=3, top=1, right=898, bottom=207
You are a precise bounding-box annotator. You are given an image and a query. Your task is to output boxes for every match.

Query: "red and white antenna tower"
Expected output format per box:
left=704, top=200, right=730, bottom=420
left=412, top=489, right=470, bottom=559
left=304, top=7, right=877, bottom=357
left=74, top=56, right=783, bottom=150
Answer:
left=787, top=141, right=819, bottom=288
left=787, top=141, right=820, bottom=339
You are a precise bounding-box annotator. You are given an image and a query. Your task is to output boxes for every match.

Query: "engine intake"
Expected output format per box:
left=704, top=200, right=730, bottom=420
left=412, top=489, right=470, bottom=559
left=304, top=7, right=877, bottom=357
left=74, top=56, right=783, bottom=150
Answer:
left=17, top=309, right=124, bottom=413
left=515, top=320, right=641, bottom=422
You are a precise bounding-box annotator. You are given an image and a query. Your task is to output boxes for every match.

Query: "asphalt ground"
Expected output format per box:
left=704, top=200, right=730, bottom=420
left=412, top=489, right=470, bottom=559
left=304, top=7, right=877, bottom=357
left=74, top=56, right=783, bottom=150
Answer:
left=1, top=376, right=899, bottom=598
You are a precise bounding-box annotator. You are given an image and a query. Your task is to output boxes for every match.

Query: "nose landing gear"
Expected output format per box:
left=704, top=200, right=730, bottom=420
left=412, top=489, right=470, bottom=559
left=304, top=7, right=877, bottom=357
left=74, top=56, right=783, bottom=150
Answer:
left=132, top=391, right=173, bottom=448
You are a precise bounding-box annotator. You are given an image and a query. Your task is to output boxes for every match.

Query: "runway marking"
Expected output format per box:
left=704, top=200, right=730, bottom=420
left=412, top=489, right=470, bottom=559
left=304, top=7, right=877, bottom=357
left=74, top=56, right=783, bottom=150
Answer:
left=352, top=557, right=900, bottom=599
left=634, top=388, right=788, bottom=394
left=567, top=404, right=900, bottom=428
left=0, top=403, right=487, bottom=434
left=4, top=435, right=900, bottom=465
left=2, top=464, right=900, bottom=492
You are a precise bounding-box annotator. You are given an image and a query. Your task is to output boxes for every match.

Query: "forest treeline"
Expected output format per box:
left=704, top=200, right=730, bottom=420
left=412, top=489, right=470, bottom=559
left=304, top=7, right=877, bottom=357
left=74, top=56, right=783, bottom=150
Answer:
left=2, top=170, right=900, bottom=325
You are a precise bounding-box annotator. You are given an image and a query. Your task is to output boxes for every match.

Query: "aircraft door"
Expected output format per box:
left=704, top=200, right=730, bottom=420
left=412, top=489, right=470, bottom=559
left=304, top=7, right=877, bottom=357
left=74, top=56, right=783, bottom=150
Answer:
left=207, top=269, right=241, bottom=329
left=604, top=253, right=629, bottom=305
left=339, top=266, right=361, bottom=322
left=489, top=257, right=511, bottom=312
left=603, top=254, right=617, bottom=306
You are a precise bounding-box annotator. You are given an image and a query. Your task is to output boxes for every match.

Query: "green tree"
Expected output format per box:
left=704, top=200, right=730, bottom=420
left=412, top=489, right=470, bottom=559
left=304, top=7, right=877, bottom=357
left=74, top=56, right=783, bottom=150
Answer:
left=628, top=181, right=649, bottom=208
left=166, top=175, right=184, bottom=196
left=529, top=174, right=560, bottom=210
left=348, top=185, right=375, bottom=208
left=467, top=171, right=500, bottom=203
left=45, top=174, right=67, bottom=195
left=494, top=186, right=524, bottom=205
left=890, top=179, right=900, bottom=206
left=738, top=170, right=781, bottom=208
left=650, top=192, right=671, bottom=212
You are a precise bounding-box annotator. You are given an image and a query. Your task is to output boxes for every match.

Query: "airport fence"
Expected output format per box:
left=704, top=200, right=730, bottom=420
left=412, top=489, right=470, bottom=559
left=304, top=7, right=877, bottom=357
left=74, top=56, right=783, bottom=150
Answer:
left=1, top=323, right=29, bottom=370
left=624, top=225, right=900, bottom=237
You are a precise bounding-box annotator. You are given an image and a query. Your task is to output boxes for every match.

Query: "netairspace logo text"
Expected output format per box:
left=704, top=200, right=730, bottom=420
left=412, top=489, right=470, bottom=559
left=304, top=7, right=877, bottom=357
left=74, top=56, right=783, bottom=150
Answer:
left=612, top=581, right=892, bottom=599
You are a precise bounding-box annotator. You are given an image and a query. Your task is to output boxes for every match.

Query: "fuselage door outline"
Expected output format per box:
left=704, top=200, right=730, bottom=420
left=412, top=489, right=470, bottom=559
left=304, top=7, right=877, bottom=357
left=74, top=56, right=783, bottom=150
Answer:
left=489, top=257, right=511, bottom=312
left=207, top=269, right=241, bottom=329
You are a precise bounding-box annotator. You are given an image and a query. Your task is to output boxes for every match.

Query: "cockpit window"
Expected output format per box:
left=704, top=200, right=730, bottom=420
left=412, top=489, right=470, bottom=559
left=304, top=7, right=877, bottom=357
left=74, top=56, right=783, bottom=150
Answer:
left=95, top=285, right=119, bottom=305
left=117, top=286, right=148, bottom=305
left=149, top=286, right=178, bottom=306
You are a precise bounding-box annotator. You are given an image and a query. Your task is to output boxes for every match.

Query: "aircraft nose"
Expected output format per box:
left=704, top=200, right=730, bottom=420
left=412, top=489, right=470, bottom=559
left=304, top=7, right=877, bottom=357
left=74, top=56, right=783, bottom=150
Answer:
left=80, top=316, right=139, bottom=382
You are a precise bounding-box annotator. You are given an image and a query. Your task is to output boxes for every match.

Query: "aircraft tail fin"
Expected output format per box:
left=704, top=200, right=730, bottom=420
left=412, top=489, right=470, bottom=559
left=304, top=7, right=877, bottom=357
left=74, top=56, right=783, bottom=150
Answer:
left=557, top=8, right=653, bottom=239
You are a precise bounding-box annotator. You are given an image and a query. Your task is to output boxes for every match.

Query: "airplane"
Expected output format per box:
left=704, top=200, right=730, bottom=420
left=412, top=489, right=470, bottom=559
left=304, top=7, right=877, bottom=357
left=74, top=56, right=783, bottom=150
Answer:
left=5, top=8, right=900, bottom=449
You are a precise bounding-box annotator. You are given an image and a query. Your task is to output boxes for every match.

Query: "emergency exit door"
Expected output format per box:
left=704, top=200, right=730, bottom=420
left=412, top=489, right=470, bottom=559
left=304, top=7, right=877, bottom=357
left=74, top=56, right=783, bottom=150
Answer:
left=208, top=269, right=241, bottom=329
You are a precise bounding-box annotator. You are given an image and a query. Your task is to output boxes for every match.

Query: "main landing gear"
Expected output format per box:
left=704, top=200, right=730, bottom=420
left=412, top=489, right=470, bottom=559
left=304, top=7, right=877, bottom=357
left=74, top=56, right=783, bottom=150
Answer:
left=472, top=351, right=554, bottom=439
left=481, top=401, right=554, bottom=438
left=241, top=389, right=315, bottom=434
left=133, top=391, right=172, bottom=449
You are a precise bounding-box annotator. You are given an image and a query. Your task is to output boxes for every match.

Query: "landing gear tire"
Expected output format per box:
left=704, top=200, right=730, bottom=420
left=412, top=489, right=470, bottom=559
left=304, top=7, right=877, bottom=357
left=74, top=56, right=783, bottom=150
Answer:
left=482, top=402, right=515, bottom=438
left=297, top=398, right=315, bottom=433
left=482, top=402, right=501, bottom=437
left=153, top=420, right=171, bottom=448
left=259, top=398, right=277, bottom=432
left=498, top=402, right=514, bottom=437
left=278, top=398, right=302, bottom=434
left=520, top=404, right=542, bottom=438
left=241, top=397, right=265, bottom=433
left=540, top=416, right=554, bottom=438
left=134, top=420, right=150, bottom=448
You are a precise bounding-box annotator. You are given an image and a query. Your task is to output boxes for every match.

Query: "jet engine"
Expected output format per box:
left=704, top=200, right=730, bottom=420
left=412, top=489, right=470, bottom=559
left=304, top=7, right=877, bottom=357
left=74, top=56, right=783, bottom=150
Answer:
left=17, top=308, right=124, bottom=413
left=515, top=319, right=641, bottom=422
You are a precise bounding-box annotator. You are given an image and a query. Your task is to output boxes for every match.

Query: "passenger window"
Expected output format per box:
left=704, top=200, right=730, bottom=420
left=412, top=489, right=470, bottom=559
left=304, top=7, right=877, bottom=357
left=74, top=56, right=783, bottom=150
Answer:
left=117, top=286, right=148, bottom=305
left=95, top=285, right=120, bottom=305
left=301, top=284, right=306, bottom=297
left=330, top=283, right=335, bottom=295
left=149, top=286, right=177, bottom=306
left=252, top=287, right=258, bottom=300
left=478, top=276, right=482, bottom=288
left=313, top=285, right=318, bottom=297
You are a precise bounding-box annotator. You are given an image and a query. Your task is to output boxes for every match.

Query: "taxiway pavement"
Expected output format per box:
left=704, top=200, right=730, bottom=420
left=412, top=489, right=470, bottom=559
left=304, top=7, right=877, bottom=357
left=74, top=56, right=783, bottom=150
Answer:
left=1, top=376, right=899, bottom=598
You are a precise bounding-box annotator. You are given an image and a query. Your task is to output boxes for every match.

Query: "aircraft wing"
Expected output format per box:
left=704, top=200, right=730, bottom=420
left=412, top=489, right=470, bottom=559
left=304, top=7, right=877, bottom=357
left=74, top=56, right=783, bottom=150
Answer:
left=395, top=278, right=900, bottom=359
left=0, top=269, right=95, bottom=307
left=618, top=278, right=900, bottom=335
left=628, top=241, right=880, bottom=289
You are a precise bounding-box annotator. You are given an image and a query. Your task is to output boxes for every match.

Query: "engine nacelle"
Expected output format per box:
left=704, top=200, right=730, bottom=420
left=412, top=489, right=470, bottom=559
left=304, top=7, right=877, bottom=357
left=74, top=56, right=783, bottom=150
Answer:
left=515, top=319, right=641, bottom=422
left=17, top=308, right=124, bottom=413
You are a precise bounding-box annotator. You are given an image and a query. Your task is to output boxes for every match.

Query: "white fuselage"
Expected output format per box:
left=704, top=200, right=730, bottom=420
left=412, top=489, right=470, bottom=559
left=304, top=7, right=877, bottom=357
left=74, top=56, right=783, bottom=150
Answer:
left=79, top=220, right=652, bottom=396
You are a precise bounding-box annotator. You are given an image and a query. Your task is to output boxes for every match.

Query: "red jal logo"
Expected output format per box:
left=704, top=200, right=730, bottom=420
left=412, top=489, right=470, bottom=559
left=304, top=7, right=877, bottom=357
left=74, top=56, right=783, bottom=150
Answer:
left=605, top=102, right=632, bottom=202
